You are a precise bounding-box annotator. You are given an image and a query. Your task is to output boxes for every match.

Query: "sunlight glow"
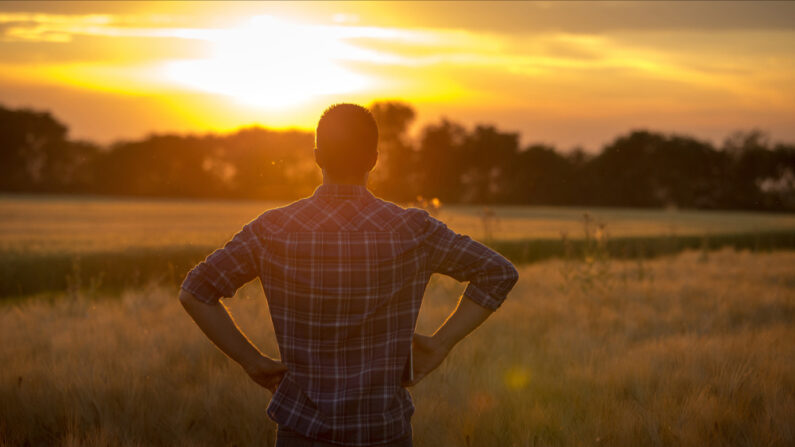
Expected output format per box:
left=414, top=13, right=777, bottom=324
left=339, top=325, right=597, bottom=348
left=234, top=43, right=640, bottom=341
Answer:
left=163, top=15, right=393, bottom=109
left=2, top=4, right=793, bottom=147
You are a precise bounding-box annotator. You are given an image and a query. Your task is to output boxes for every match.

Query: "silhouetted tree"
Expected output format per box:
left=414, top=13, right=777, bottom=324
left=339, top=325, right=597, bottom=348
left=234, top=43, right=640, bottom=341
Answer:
left=0, top=105, right=73, bottom=191
left=368, top=101, right=417, bottom=201
left=718, top=130, right=784, bottom=210
left=220, top=127, right=316, bottom=199
left=459, top=125, right=519, bottom=204
left=583, top=130, right=664, bottom=207
left=764, top=142, right=795, bottom=209
left=92, top=134, right=221, bottom=197
left=415, top=119, right=467, bottom=202
left=1, top=102, right=793, bottom=211
left=647, top=134, right=722, bottom=208
left=507, top=144, right=576, bottom=205
left=51, top=140, right=102, bottom=193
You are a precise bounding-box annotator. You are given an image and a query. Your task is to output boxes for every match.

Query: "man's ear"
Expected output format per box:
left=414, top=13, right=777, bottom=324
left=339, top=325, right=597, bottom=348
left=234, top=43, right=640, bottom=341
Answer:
left=366, top=151, right=378, bottom=172
left=314, top=148, right=325, bottom=169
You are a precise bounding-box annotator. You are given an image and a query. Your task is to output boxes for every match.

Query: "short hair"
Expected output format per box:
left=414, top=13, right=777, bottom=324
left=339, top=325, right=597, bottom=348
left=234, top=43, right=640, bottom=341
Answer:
left=315, top=103, right=378, bottom=177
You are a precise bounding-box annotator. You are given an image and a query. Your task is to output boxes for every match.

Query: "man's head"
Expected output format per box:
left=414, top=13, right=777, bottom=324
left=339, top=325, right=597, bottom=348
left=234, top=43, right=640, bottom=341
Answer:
left=315, top=103, right=378, bottom=183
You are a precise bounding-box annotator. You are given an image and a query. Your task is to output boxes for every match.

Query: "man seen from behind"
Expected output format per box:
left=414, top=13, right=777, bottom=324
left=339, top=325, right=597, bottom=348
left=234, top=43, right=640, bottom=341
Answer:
left=179, top=103, right=519, bottom=446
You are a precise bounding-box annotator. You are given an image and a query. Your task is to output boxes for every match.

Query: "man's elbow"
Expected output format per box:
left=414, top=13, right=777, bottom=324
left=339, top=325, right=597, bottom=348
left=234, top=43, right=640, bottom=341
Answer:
left=488, top=262, right=519, bottom=309
left=179, top=288, right=212, bottom=310
left=504, top=262, right=520, bottom=289
left=179, top=288, right=193, bottom=303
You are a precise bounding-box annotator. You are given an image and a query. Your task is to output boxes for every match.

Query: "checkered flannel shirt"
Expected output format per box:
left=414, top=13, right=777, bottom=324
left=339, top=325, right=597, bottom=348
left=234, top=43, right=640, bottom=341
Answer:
left=181, top=184, right=519, bottom=446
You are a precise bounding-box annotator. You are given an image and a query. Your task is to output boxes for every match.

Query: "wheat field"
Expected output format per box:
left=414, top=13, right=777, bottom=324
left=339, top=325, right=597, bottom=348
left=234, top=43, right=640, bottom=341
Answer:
left=1, top=249, right=793, bottom=446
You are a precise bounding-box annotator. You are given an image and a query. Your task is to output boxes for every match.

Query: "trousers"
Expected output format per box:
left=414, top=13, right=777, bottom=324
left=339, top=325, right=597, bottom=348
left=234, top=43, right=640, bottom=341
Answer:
left=275, top=426, right=413, bottom=447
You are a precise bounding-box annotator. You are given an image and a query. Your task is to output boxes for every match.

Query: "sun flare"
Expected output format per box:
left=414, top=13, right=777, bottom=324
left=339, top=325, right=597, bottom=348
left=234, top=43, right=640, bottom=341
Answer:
left=163, top=15, right=374, bottom=109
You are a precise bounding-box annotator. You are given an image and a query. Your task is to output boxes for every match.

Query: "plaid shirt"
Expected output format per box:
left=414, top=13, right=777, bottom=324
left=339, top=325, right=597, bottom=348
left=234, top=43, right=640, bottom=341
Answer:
left=181, top=184, right=518, bottom=446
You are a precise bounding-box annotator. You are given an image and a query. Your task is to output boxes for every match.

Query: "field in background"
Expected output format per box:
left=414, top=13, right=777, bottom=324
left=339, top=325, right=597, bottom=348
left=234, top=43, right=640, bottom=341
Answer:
left=3, top=194, right=795, bottom=298
left=1, top=250, right=793, bottom=446
left=3, top=195, right=795, bottom=254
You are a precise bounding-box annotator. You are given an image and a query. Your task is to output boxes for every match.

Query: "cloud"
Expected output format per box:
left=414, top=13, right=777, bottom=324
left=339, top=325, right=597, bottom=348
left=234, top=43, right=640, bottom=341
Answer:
left=2, top=9, right=789, bottom=109
left=3, top=2, right=795, bottom=35
left=0, top=13, right=211, bottom=42
left=369, top=2, right=795, bottom=34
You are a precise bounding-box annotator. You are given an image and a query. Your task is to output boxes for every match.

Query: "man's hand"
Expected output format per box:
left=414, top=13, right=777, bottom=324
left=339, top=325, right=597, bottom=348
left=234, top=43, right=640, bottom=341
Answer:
left=407, top=333, right=453, bottom=386
left=406, top=295, right=495, bottom=386
left=179, top=289, right=288, bottom=394
left=242, top=355, right=288, bottom=394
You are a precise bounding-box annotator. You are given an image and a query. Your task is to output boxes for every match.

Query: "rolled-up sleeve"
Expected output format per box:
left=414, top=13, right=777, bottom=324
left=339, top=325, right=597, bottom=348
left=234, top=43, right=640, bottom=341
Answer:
left=180, top=222, right=261, bottom=304
left=423, top=215, right=519, bottom=310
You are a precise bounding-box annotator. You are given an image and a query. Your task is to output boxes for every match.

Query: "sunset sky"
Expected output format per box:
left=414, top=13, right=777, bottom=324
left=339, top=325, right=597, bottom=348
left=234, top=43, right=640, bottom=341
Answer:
left=1, top=1, right=793, bottom=150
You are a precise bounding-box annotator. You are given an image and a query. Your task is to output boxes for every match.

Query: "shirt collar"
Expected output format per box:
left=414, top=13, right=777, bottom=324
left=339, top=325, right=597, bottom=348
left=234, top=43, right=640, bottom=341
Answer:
left=312, top=183, right=374, bottom=200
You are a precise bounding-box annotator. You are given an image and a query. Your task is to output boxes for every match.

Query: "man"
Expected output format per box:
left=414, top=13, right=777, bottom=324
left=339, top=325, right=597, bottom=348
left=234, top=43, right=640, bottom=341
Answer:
left=179, top=103, right=519, bottom=446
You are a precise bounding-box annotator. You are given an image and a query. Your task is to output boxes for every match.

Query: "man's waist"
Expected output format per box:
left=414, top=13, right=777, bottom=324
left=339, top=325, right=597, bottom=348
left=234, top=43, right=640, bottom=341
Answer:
left=267, top=375, right=414, bottom=445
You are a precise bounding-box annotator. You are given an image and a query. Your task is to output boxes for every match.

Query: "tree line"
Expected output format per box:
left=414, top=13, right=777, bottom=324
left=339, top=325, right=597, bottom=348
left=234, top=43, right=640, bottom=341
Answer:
left=1, top=102, right=793, bottom=210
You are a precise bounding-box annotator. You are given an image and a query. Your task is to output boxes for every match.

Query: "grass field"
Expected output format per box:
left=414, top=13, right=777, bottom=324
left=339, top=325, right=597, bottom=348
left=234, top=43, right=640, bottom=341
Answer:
left=3, top=194, right=795, bottom=254
left=1, top=249, right=793, bottom=446
left=2, top=194, right=795, bottom=298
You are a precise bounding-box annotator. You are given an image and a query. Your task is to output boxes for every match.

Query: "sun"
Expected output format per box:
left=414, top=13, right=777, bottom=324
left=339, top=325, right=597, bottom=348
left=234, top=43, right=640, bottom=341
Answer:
left=163, top=15, right=373, bottom=109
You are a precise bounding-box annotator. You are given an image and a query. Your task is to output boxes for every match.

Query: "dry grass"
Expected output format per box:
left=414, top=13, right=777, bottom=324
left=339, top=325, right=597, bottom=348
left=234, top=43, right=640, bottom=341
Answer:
left=1, top=249, right=794, bottom=446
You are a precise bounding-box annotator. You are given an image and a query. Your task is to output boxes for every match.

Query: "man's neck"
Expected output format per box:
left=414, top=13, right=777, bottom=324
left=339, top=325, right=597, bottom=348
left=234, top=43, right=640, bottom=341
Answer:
left=321, top=172, right=368, bottom=187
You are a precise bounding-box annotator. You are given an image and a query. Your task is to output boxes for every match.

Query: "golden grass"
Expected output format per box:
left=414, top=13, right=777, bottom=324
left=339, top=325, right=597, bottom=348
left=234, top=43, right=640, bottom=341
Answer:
left=1, top=249, right=793, bottom=446
left=2, top=195, right=794, bottom=254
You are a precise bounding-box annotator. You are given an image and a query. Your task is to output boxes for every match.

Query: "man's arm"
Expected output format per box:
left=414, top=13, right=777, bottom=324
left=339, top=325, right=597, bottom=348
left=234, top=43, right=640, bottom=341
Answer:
left=409, top=294, right=493, bottom=385
left=178, top=221, right=286, bottom=391
left=179, top=289, right=286, bottom=392
left=407, top=213, right=520, bottom=385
